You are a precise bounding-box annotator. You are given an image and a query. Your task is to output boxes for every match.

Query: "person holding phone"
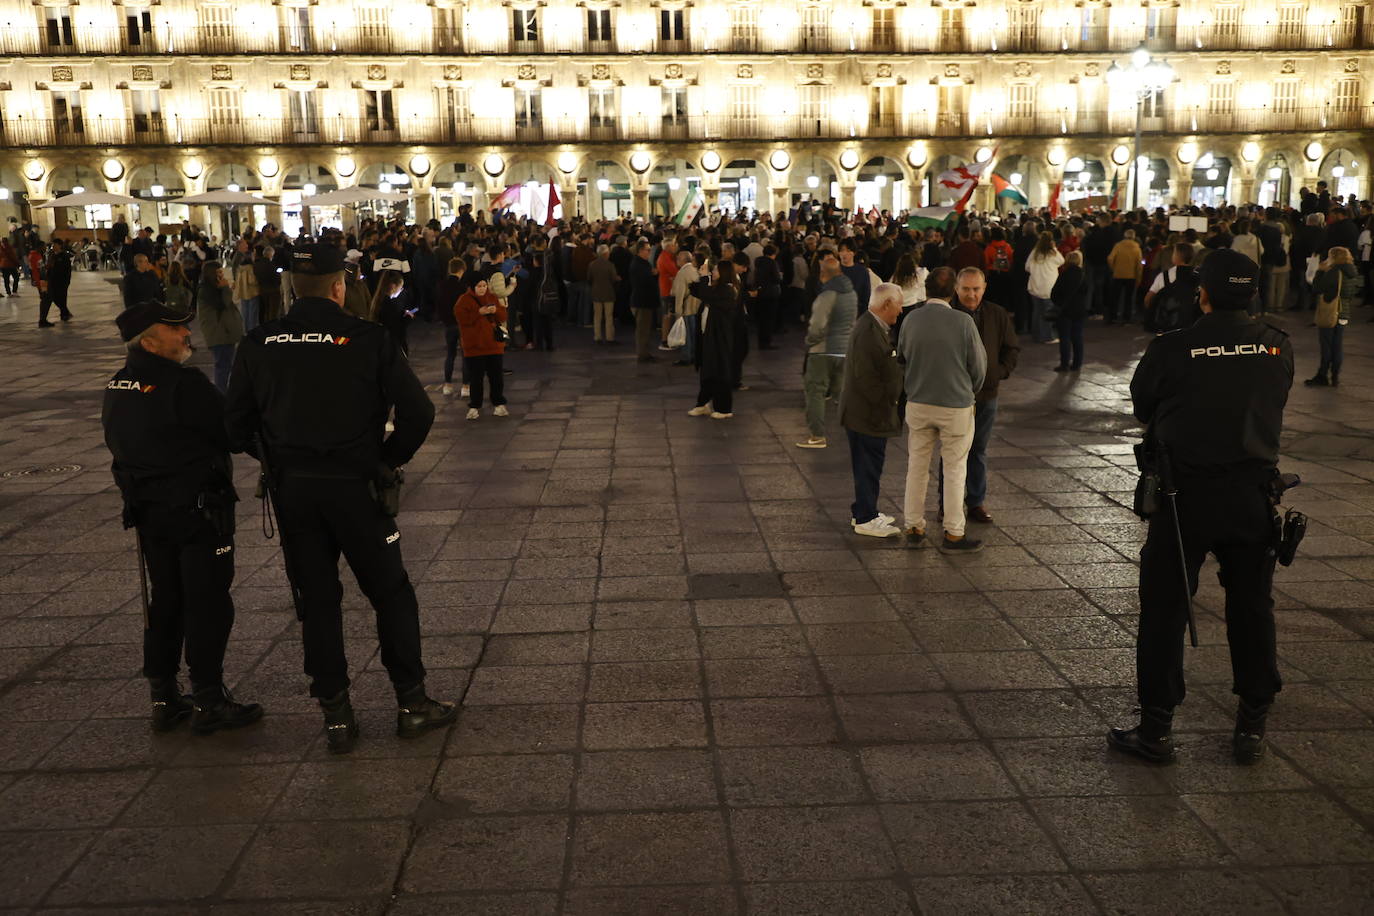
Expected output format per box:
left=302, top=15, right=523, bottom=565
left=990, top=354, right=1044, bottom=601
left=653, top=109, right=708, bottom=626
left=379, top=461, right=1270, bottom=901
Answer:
left=455, top=277, right=510, bottom=420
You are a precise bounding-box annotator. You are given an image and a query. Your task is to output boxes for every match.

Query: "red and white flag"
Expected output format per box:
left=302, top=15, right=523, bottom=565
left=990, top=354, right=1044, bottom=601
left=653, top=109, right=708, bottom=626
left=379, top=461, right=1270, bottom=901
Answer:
left=1048, top=180, right=1064, bottom=218
left=545, top=176, right=561, bottom=226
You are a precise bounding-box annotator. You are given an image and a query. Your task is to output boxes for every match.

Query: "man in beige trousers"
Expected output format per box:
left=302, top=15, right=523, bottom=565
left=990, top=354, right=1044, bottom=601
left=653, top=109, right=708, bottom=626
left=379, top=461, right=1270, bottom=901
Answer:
left=895, top=267, right=987, bottom=552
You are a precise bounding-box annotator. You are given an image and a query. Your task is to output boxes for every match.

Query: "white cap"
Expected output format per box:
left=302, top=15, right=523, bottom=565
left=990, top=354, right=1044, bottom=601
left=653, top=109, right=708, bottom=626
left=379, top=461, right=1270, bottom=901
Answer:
left=345, top=249, right=363, bottom=263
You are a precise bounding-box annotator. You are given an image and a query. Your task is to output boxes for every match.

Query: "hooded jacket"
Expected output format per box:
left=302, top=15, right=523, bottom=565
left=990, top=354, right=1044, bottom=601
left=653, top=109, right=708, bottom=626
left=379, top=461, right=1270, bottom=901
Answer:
left=805, top=274, right=858, bottom=356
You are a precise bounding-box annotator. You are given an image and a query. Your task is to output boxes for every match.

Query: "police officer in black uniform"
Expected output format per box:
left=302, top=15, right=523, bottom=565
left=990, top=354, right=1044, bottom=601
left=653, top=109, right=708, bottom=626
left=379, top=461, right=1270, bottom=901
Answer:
left=224, top=244, right=453, bottom=755
left=1110, top=249, right=1294, bottom=766
left=102, top=302, right=264, bottom=734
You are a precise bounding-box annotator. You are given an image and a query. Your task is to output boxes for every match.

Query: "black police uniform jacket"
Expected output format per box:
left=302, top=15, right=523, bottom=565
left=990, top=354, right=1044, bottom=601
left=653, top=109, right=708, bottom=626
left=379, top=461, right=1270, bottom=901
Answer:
left=102, top=347, right=234, bottom=510
left=1129, top=310, right=1293, bottom=478
left=223, top=296, right=434, bottom=476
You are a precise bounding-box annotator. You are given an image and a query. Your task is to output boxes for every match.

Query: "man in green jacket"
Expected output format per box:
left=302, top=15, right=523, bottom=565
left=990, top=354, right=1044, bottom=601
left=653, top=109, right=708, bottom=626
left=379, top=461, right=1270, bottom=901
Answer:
left=839, top=282, right=905, bottom=537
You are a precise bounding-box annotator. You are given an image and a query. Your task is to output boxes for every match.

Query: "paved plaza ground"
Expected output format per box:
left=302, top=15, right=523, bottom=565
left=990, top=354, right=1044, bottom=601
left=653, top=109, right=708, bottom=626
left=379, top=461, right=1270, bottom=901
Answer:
left=1, top=270, right=1373, bottom=915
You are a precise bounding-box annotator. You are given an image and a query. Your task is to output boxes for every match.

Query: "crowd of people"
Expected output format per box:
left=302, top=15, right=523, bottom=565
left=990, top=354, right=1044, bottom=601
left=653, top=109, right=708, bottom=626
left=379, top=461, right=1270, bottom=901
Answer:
left=9, top=187, right=1368, bottom=436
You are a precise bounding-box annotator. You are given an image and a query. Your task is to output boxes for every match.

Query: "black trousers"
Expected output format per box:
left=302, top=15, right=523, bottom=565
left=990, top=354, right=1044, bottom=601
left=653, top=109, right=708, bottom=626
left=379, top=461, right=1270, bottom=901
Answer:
left=1, top=267, right=18, bottom=294
left=846, top=429, right=888, bottom=524
left=39, top=284, right=71, bottom=322
left=137, top=505, right=236, bottom=690
left=443, top=327, right=461, bottom=383
left=534, top=314, right=555, bottom=351
left=1137, top=477, right=1282, bottom=711
left=696, top=379, right=732, bottom=413
left=755, top=294, right=779, bottom=348
left=467, top=353, right=506, bottom=407
left=275, top=475, right=426, bottom=699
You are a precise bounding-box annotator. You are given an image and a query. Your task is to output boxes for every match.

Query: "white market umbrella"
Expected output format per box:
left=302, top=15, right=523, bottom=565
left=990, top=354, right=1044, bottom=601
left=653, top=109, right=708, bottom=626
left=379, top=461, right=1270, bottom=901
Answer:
left=36, top=190, right=142, bottom=208
left=301, top=186, right=411, bottom=206
left=178, top=190, right=279, bottom=207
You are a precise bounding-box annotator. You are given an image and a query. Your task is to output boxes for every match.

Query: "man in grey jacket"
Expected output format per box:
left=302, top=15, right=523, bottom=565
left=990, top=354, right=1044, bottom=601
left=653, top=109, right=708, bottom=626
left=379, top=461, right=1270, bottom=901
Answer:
left=840, top=283, right=905, bottom=537
left=797, top=252, right=857, bottom=448
left=896, top=267, right=987, bottom=552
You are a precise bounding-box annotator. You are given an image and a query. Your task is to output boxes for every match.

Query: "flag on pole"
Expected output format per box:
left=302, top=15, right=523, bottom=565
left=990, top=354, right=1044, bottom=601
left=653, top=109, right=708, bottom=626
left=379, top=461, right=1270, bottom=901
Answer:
left=936, top=150, right=998, bottom=211
left=545, top=176, right=561, bottom=226
left=1048, top=180, right=1063, bottom=218
left=906, top=206, right=959, bottom=232
left=1108, top=170, right=1121, bottom=210
left=990, top=174, right=1029, bottom=206
left=491, top=183, right=521, bottom=211
left=670, top=186, right=704, bottom=227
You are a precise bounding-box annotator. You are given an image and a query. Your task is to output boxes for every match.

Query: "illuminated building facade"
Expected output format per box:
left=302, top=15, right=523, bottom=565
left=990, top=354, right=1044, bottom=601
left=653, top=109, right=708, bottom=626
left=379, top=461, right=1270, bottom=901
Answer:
left=1, top=0, right=1371, bottom=233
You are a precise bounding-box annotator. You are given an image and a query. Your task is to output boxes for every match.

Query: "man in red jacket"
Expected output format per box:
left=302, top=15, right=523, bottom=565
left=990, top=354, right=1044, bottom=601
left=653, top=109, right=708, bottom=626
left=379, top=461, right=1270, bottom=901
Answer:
left=656, top=236, right=680, bottom=350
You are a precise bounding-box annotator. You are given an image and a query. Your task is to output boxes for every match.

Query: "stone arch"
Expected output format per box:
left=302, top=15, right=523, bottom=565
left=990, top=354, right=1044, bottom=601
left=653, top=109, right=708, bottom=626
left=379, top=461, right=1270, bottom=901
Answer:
left=1318, top=145, right=1366, bottom=202
left=855, top=154, right=909, bottom=213
left=204, top=162, right=262, bottom=192
left=431, top=159, right=483, bottom=223
left=647, top=157, right=703, bottom=220
left=1257, top=149, right=1298, bottom=207
left=582, top=158, right=634, bottom=219
left=0, top=164, right=26, bottom=225
left=127, top=162, right=189, bottom=231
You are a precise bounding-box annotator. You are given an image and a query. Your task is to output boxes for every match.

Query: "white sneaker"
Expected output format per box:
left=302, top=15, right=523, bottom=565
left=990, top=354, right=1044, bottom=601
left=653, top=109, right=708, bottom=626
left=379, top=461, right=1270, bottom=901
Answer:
left=465, top=408, right=479, bottom=420
left=460, top=385, right=470, bottom=398
left=493, top=405, right=509, bottom=417
left=687, top=405, right=711, bottom=416
left=851, top=513, right=896, bottom=526
left=853, top=518, right=902, bottom=538
left=441, top=383, right=454, bottom=397
left=795, top=437, right=827, bottom=448
left=710, top=411, right=733, bottom=419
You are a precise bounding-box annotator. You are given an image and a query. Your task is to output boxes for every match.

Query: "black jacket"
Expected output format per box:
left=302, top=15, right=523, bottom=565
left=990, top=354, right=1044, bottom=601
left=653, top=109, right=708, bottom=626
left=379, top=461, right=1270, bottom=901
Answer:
left=224, top=296, right=434, bottom=477
left=1051, top=265, right=1088, bottom=321
left=629, top=257, right=658, bottom=310
left=1325, top=218, right=1360, bottom=257
left=1130, top=310, right=1292, bottom=479
left=122, top=269, right=165, bottom=307
left=102, top=348, right=233, bottom=510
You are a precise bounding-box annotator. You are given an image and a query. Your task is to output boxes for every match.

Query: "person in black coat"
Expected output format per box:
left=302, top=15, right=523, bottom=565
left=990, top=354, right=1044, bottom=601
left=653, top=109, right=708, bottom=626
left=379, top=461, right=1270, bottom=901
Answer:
left=752, top=246, right=782, bottom=349
left=686, top=260, right=741, bottom=417
left=1051, top=251, right=1088, bottom=372
left=629, top=241, right=660, bottom=362
left=39, top=238, right=74, bottom=325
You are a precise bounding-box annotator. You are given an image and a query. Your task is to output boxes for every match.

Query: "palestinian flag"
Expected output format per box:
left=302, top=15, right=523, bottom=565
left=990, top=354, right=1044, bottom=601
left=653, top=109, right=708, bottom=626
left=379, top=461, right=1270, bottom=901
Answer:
left=1109, top=170, right=1121, bottom=210
left=991, top=174, right=1029, bottom=206
left=906, top=206, right=959, bottom=232
left=671, top=186, right=704, bottom=226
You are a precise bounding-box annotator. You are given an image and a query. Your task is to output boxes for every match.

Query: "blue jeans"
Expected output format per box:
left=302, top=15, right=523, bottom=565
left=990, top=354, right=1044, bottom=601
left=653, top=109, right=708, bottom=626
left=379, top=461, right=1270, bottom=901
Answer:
left=1318, top=323, right=1345, bottom=377
left=1056, top=318, right=1084, bottom=369
left=683, top=313, right=699, bottom=364
left=940, top=397, right=998, bottom=508
left=846, top=429, right=888, bottom=525
left=210, top=344, right=235, bottom=393
left=1029, top=296, right=1054, bottom=342
left=239, top=296, right=260, bottom=332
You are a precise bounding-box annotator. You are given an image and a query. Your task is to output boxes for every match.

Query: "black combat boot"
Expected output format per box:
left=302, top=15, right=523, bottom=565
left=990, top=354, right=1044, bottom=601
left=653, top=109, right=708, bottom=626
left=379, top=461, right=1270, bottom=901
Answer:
left=149, top=677, right=193, bottom=732
left=1303, top=371, right=1329, bottom=387
left=396, top=684, right=458, bottom=739
left=190, top=684, right=264, bottom=735
left=1107, top=706, right=1176, bottom=764
left=1233, top=700, right=1270, bottom=765
left=1330, top=369, right=1340, bottom=388
left=320, top=690, right=359, bottom=755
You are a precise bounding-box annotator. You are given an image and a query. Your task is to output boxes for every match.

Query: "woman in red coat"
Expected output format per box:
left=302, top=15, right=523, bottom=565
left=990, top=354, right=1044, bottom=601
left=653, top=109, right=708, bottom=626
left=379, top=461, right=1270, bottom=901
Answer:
left=455, top=277, right=509, bottom=420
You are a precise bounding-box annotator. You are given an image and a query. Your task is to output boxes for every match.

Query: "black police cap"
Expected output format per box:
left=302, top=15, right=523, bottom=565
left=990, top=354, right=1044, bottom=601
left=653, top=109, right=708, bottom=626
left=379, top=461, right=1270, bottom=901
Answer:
left=289, top=243, right=346, bottom=275
left=115, top=301, right=191, bottom=342
left=1197, top=249, right=1258, bottom=310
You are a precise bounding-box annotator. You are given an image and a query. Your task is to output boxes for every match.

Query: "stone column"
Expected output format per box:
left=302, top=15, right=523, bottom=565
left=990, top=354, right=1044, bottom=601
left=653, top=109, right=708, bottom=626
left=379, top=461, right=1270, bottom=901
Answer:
left=837, top=183, right=856, bottom=212
left=631, top=186, right=649, bottom=217
left=414, top=189, right=433, bottom=225
left=769, top=184, right=790, bottom=215
left=1234, top=178, right=1255, bottom=206
left=31, top=205, right=56, bottom=236
left=703, top=186, right=720, bottom=210
left=904, top=171, right=924, bottom=212
left=1171, top=178, right=1192, bottom=207
left=559, top=182, right=579, bottom=220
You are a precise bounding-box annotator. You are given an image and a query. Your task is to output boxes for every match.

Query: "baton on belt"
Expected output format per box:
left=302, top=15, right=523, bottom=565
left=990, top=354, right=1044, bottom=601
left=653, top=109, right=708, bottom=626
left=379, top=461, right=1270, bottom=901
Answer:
left=133, top=529, right=151, bottom=629
left=255, top=435, right=306, bottom=622
left=1157, top=449, right=1198, bottom=649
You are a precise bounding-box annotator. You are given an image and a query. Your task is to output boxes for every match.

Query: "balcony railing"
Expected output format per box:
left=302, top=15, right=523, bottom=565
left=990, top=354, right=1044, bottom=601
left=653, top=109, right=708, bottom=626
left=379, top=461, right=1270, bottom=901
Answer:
left=4, top=106, right=1372, bottom=149
left=4, top=22, right=1373, bottom=57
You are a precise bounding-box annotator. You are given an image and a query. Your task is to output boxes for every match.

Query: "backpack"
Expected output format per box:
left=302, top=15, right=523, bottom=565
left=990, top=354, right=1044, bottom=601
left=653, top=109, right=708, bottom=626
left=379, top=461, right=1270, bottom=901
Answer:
left=991, top=243, right=1011, bottom=273
left=1150, top=267, right=1200, bottom=333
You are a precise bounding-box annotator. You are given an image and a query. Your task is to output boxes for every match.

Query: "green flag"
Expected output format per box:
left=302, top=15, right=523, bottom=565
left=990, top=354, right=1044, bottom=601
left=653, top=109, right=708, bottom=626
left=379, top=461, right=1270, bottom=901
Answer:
left=671, top=187, right=703, bottom=227
left=906, top=207, right=958, bottom=232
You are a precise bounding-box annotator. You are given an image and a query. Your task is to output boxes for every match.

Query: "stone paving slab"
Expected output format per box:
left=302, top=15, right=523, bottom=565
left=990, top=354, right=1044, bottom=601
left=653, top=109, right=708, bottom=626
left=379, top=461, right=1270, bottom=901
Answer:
left=0, top=272, right=1372, bottom=913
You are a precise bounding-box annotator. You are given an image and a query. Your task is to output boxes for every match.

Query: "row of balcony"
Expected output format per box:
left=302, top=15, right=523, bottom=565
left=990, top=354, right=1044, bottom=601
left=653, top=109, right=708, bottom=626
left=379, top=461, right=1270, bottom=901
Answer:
left=5, top=23, right=1374, bottom=58
left=4, top=106, right=1371, bottom=150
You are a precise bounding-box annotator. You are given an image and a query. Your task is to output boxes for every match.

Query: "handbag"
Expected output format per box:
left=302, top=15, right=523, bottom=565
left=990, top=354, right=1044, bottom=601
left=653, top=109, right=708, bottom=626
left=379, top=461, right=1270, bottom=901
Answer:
left=667, top=316, right=687, bottom=348
left=1315, top=273, right=1341, bottom=330
left=1305, top=254, right=1321, bottom=284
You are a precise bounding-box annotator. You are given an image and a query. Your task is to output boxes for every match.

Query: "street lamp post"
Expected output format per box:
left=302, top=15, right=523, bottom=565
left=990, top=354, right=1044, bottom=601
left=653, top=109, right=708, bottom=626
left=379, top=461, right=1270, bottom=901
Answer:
left=1107, top=47, right=1174, bottom=210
